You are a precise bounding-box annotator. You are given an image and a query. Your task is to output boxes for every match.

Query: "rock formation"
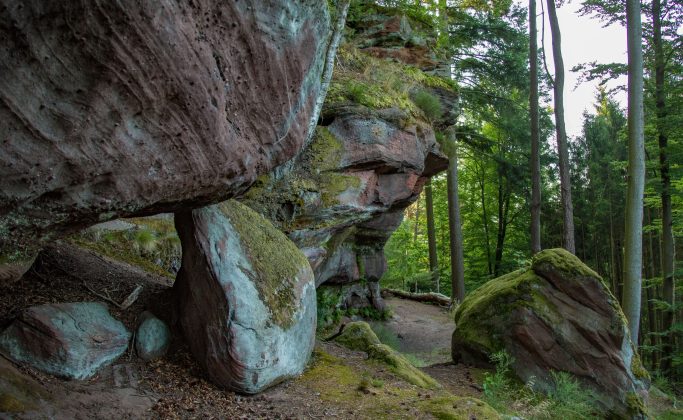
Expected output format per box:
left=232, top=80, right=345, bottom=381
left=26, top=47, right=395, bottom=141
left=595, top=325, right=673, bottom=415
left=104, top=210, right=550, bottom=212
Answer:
left=0, top=302, right=130, bottom=380
left=0, top=0, right=331, bottom=270
left=451, top=249, right=649, bottom=418
left=174, top=200, right=316, bottom=394
left=135, top=311, right=171, bottom=361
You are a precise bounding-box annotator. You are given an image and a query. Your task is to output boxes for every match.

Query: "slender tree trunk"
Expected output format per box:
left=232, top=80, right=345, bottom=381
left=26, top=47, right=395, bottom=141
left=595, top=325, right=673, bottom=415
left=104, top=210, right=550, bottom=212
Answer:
left=623, top=0, right=645, bottom=343
left=478, top=164, right=493, bottom=275
left=446, top=128, right=465, bottom=303
left=545, top=0, right=575, bottom=254
left=652, top=0, right=675, bottom=377
left=529, top=0, right=542, bottom=255
left=494, top=176, right=510, bottom=277
left=646, top=208, right=659, bottom=369
left=413, top=196, right=421, bottom=243
left=425, top=179, right=440, bottom=293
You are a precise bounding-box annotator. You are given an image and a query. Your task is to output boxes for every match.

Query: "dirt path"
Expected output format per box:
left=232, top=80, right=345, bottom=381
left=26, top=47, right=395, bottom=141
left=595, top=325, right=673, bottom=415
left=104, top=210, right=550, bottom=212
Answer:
left=1, top=244, right=485, bottom=419
left=377, top=296, right=454, bottom=364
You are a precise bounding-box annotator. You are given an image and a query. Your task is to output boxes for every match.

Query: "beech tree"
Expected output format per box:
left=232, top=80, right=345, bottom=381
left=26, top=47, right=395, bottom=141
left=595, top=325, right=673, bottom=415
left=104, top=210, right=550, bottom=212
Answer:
left=622, top=0, right=646, bottom=343
left=545, top=0, right=575, bottom=253
left=530, top=0, right=542, bottom=254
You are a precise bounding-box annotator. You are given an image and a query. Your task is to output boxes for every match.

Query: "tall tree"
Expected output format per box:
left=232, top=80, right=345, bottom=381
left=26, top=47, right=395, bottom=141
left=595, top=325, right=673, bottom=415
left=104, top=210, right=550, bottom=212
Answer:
left=446, top=127, right=466, bottom=303
left=622, top=0, right=646, bottom=343
left=425, top=179, right=440, bottom=292
left=545, top=0, right=575, bottom=253
left=652, top=0, right=676, bottom=377
left=530, top=0, right=542, bottom=254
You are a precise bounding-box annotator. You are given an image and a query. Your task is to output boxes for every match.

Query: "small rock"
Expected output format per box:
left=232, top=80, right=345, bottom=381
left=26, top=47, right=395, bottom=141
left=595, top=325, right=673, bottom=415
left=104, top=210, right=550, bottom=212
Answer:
left=0, top=302, right=130, bottom=380
left=135, top=311, right=170, bottom=361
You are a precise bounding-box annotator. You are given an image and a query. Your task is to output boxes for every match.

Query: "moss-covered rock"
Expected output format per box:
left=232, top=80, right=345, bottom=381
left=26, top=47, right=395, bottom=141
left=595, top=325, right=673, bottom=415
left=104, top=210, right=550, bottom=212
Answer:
left=334, top=321, right=381, bottom=351
left=451, top=249, right=649, bottom=419
left=334, top=321, right=439, bottom=389
left=173, top=200, right=316, bottom=393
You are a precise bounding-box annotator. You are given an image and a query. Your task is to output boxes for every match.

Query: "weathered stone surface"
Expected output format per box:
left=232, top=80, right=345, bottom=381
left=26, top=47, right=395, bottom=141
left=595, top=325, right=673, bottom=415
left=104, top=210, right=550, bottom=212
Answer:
left=174, top=200, right=316, bottom=393
left=0, top=0, right=330, bottom=260
left=0, top=302, right=130, bottom=380
left=451, top=249, right=649, bottom=419
left=244, top=106, right=447, bottom=310
left=135, top=311, right=170, bottom=361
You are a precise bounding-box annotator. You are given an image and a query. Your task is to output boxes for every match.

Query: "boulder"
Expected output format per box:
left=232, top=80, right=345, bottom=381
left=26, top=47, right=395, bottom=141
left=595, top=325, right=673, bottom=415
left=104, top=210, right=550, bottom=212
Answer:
left=135, top=311, right=171, bottom=361
left=0, top=0, right=330, bottom=262
left=0, top=302, right=130, bottom=380
left=451, top=249, right=649, bottom=419
left=173, top=200, right=316, bottom=393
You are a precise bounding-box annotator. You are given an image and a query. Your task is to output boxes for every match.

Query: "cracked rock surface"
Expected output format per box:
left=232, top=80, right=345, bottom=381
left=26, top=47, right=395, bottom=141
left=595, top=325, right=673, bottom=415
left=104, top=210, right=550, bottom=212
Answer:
left=0, top=302, right=130, bottom=380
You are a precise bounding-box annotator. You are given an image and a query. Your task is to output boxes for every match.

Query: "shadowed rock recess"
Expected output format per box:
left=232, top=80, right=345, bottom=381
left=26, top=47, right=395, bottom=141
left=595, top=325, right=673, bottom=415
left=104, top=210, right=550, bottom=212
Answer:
left=0, top=0, right=330, bottom=268
left=451, top=249, right=649, bottom=419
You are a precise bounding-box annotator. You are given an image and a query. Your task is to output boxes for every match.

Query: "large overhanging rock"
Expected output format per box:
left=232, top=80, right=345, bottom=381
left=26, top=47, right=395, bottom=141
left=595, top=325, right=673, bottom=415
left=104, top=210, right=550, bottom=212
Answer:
left=451, top=249, right=649, bottom=419
left=0, top=0, right=330, bottom=263
left=174, top=200, right=316, bottom=393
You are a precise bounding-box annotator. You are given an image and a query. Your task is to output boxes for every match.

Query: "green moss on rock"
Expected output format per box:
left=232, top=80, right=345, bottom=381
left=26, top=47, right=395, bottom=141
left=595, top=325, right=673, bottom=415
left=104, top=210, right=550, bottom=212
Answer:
left=334, top=321, right=381, bottom=351
left=626, top=392, right=648, bottom=417
left=367, top=343, right=440, bottom=389
left=220, top=200, right=310, bottom=329
left=335, top=321, right=439, bottom=389
left=531, top=248, right=601, bottom=280
left=630, top=353, right=650, bottom=381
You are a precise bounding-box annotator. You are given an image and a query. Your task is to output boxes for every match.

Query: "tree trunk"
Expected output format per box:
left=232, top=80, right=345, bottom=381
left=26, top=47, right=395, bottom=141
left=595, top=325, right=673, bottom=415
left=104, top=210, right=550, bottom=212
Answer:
left=446, top=128, right=466, bottom=303
left=478, top=164, right=493, bottom=275
left=622, top=0, right=645, bottom=343
left=653, top=0, right=675, bottom=377
left=494, top=175, right=510, bottom=277
left=425, top=179, right=440, bottom=293
left=545, top=0, right=575, bottom=254
left=529, top=0, right=542, bottom=255
left=646, top=208, right=659, bottom=369
left=413, top=195, right=421, bottom=243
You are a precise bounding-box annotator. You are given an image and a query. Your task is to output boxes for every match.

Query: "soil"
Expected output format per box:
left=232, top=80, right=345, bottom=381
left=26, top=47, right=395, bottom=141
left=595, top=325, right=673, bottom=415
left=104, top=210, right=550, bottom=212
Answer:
left=0, top=242, right=486, bottom=419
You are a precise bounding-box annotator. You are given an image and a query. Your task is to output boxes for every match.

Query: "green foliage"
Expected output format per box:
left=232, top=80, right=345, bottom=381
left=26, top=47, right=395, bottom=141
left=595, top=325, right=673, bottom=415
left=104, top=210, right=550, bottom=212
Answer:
left=413, top=90, right=443, bottom=121
left=482, top=351, right=598, bottom=419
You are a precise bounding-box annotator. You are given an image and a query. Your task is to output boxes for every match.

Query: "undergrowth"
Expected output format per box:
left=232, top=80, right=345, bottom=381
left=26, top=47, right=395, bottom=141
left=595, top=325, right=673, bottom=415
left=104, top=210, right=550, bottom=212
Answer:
left=482, top=350, right=598, bottom=419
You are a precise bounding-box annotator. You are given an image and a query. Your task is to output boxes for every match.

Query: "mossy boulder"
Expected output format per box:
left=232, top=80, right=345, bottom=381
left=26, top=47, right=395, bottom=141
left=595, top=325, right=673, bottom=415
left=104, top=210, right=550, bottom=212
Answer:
left=173, top=200, right=316, bottom=393
left=451, top=249, right=649, bottom=419
left=334, top=321, right=439, bottom=389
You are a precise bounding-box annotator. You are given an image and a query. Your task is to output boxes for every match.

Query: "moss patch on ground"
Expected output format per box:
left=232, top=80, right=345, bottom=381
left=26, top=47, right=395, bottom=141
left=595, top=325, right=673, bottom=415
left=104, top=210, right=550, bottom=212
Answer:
left=298, top=345, right=499, bottom=419
left=419, top=395, right=501, bottom=420
left=220, top=200, right=310, bottom=329
left=335, top=321, right=440, bottom=389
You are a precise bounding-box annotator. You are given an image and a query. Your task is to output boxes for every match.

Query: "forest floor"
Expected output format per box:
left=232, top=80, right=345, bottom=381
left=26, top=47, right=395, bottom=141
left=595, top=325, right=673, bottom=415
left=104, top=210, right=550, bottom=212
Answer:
left=0, top=242, right=488, bottom=419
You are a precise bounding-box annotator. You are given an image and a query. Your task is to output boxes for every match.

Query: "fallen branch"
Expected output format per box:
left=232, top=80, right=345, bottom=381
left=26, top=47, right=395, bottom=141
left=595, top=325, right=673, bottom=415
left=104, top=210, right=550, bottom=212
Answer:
left=82, top=282, right=143, bottom=310
left=381, top=288, right=451, bottom=307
